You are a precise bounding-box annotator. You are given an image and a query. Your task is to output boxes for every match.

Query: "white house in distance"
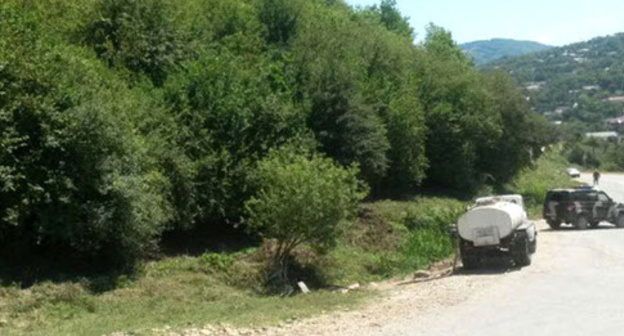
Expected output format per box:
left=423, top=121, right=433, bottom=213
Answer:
left=585, top=131, right=620, bottom=142
left=607, top=115, right=624, bottom=133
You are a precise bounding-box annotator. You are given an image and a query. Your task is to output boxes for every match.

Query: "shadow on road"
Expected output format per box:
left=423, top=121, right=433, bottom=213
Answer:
left=540, top=224, right=622, bottom=233
left=455, top=256, right=522, bottom=276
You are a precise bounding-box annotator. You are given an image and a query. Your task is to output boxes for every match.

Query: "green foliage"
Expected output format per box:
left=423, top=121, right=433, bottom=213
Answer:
left=564, top=136, right=624, bottom=171
left=245, top=149, right=366, bottom=269
left=419, top=25, right=503, bottom=190
left=354, top=0, right=413, bottom=39
left=506, top=148, right=573, bottom=215
left=163, top=50, right=309, bottom=226
left=0, top=3, right=172, bottom=263
left=82, top=0, right=186, bottom=86
left=479, top=70, right=555, bottom=184
left=198, top=253, right=236, bottom=273
left=0, top=0, right=553, bottom=271
left=369, top=198, right=464, bottom=276
left=259, top=0, right=302, bottom=46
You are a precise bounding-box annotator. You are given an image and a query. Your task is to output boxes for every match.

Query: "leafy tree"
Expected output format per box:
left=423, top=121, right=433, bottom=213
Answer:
left=82, top=0, right=186, bottom=86
left=163, top=50, right=309, bottom=227
left=479, top=71, right=553, bottom=184
left=354, top=0, right=413, bottom=39
left=308, top=72, right=390, bottom=183
left=418, top=25, right=502, bottom=190
left=0, top=4, right=172, bottom=264
left=258, top=0, right=302, bottom=46
left=245, top=148, right=366, bottom=283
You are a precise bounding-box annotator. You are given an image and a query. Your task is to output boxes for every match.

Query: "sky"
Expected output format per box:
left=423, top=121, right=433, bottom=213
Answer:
left=344, top=0, right=624, bottom=46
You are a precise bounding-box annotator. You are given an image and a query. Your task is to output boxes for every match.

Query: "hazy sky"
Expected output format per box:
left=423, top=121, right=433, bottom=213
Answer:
left=344, top=0, right=624, bottom=46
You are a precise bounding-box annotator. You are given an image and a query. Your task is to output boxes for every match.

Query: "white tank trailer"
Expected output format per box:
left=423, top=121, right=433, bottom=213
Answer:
left=454, top=195, right=536, bottom=269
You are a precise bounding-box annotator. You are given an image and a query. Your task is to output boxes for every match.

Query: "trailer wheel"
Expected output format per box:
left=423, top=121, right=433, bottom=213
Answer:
left=461, top=254, right=479, bottom=270
left=512, top=236, right=532, bottom=267
left=575, top=215, right=589, bottom=230
left=460, top=247, right=480, bottom=270
left=616, top=214, right=624, bottom=228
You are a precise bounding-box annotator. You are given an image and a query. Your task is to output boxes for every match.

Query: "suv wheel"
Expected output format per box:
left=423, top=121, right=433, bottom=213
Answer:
left=590, top=221, right=600, bottom=228
left=576, top=215, right=589, bottom=230
left=547, top=220, right=561, bottom=229
left=616, top=215, right=624, bottom=228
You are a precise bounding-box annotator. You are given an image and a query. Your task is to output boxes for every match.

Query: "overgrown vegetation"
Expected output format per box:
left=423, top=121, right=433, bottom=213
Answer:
left=245, top=148, right=365, bottom=289
left=0, top=0, right=553, bottom=273
left=505, top=148, right=577, bottom=217
left=564, top=136, right=624, bottom=171
left=0, top=0, right=561, bottom=334
left=0, top=196, right=465, bottom=336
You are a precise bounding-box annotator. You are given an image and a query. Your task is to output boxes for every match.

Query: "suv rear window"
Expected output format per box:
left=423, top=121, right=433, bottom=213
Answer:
left=571, top=191, right=597, bottom=201
left=546, top=191, right=568, bottom=202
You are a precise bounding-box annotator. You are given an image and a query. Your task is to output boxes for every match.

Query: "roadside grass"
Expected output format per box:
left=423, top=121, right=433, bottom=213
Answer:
left=0, top=254, right=370, bottom=336
left=0, top=197, right=465, bottom=336
left=505, top=148, right=579, bottom=218
left=322, top=198, right=466, bottom=283
left=367, top=198, right=465, bottom=276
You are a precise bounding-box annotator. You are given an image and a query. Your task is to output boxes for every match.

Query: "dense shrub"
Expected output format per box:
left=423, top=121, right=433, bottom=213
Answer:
left=0, top=0, right=555, bottom=269
left=0, top=4, right=173, bottom=264
left=245, top=148, right=366, bottom=281
left=82, top=0, right=186, bottom=86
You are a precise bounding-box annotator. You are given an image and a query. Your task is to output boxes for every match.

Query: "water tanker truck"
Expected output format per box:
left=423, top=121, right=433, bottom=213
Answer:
left=454, top=195, right=536, bottom=269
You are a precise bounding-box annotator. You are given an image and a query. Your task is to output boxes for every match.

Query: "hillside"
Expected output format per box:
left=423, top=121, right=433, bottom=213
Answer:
left=0, top=0, right=551, bottom=292
left=485, top=33, right=624, bottom=130
left=460, top=38, right=551, bottom=64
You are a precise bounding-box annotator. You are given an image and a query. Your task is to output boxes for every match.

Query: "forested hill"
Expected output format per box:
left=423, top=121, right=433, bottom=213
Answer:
left=485, top=33, right=624, bottom=130
left=0, top=0, right=552, bottom=266
left=460, top=38, right=551, bottom=64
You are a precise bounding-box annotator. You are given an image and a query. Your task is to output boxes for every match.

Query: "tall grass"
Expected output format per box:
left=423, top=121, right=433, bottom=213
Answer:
left=505, top=148, right=576, bottom=216
left=365, top=198, right=465, bottom=277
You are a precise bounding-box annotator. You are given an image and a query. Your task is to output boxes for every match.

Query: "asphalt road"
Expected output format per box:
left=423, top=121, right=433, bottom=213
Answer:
left=580, top=172, right=624, bottom=202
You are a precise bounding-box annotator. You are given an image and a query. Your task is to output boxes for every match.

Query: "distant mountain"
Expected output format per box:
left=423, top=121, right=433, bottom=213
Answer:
left=484, top=33, right=624, bottom=130
left=460, top=38, right=552, bottom=64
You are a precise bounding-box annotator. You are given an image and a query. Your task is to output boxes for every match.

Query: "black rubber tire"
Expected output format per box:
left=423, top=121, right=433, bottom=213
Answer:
left=616, top=215, right=624, bottom=228
left=547, top=220, right=561, bottom=230
left=576, top=215, right=589, bottom=230
left=590, top=221, right=600, bottom=228
left=512, top=236, right=532, bottom=267
left=460, top=249, right=480, bottom=270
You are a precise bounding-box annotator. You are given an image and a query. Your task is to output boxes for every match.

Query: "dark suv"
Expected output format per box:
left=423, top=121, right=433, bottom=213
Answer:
left=543, top=187, right=624, bottom=230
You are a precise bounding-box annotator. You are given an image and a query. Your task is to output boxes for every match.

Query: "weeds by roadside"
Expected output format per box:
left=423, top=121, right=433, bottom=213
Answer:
left=505, top=149, right=578, bottom=217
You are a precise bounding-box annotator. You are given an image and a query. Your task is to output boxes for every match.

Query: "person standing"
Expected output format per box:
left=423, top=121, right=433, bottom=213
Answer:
left=593, top=170, right=601, bottom=186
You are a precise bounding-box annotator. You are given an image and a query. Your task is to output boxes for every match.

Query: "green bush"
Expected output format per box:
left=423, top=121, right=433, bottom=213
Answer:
left=0, top=4, right=172, bottom=264
left=245, top=148, right=366, bottom=282
left=506, top=148, right=573, bottom=215
left=82, top=0, right=186, bottom=86
left=359, top=198, right=464, bottom=277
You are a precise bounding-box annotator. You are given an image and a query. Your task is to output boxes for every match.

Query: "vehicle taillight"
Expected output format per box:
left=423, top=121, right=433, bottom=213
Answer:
left=567, top=205, right=575, bottom=212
